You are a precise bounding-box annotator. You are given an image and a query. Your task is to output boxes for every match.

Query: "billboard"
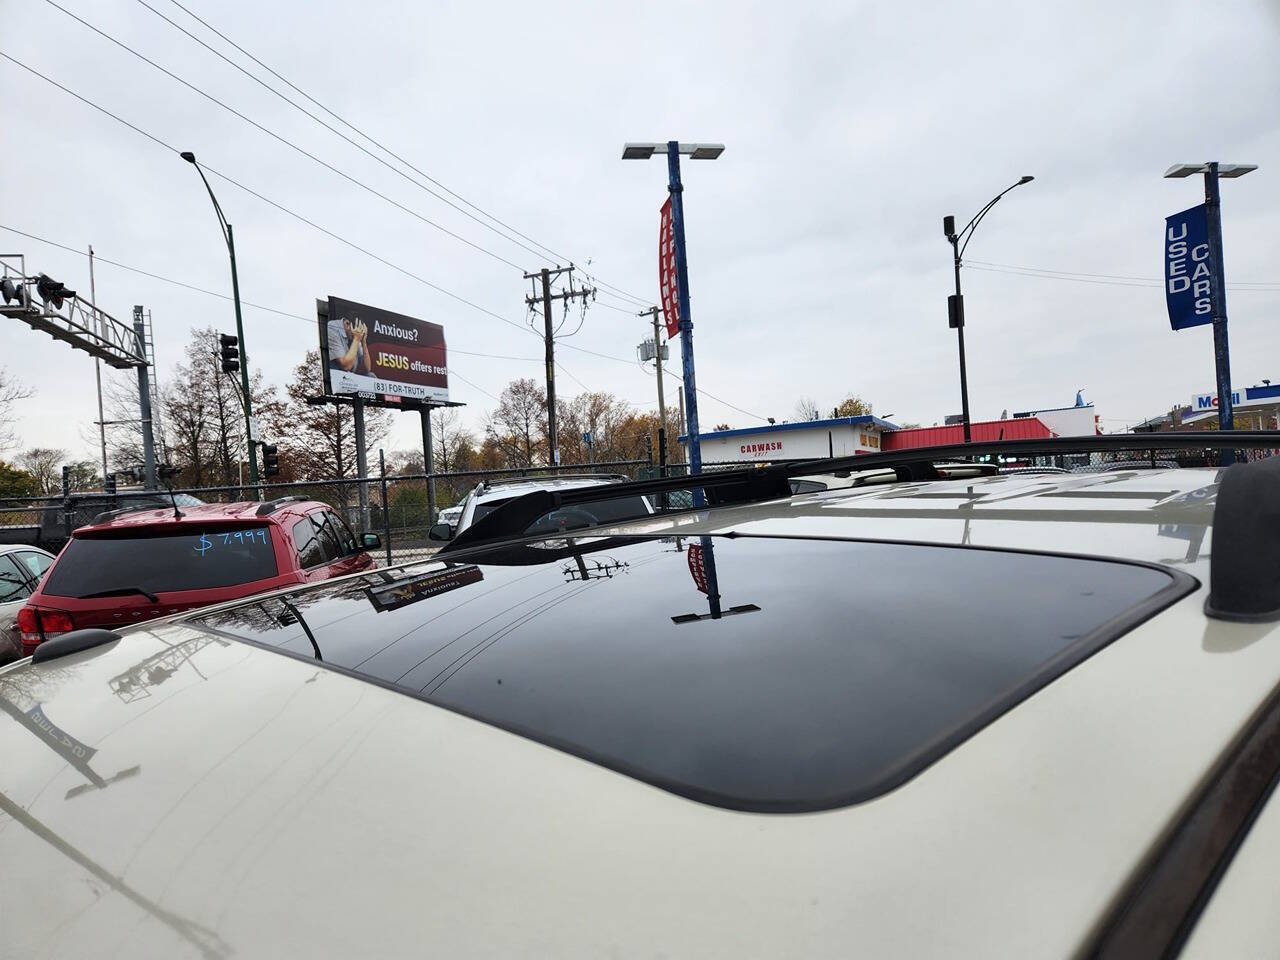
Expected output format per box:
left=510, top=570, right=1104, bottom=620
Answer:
left=319, top=296, right=448, bottom=402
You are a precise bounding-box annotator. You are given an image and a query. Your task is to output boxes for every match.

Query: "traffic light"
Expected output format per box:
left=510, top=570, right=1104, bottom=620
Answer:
left=0, top=276, right=23, bottom=305
left=35, top=274, right=75, bottom=310
left=262, top=444, right=280, bottom=477
left=103, top=472, right=117, bottom=495
left=219, top=333, right=240, bottom=374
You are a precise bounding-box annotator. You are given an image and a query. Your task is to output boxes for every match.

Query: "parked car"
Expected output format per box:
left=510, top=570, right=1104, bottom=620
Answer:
left=0, top=544, right=55, bottom=665
left=3, top=437, right=1279, bottom=957
left=0, top=490, right=206, bottom=553
left=16, top=497, right=378, bottom=656
left=430, top=473, right=652, bottom=542
left=435, top=503, right=463, bottom=533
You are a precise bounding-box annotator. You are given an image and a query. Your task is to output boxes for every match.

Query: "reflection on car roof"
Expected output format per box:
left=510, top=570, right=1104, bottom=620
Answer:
left=190, top=534, right=1191, bottom=812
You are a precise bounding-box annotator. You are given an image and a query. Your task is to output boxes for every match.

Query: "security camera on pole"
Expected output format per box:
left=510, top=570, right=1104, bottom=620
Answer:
left=1163, top=161, right=1257, bottom=467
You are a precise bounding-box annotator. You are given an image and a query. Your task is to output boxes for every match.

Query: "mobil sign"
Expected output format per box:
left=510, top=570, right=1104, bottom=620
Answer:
left=1194, top=391, right=1241, bottom=411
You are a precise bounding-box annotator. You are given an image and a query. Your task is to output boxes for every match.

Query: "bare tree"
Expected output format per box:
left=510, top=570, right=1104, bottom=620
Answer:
left=281, top=350, right=389, bottom=483
left=795, top=396, right=821, bottom=421
left=0, top=368, right=33, bottom=452
left=16, top=448, right=67, bottom=494
left=0, top=371, right=31, bottom=452
left=431, top=406, right=477, bottom=474
left=486, top=378, right=546, bottom=468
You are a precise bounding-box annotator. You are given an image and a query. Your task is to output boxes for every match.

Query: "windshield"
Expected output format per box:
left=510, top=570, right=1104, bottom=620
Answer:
left=42, top=526, right=279, bottom=597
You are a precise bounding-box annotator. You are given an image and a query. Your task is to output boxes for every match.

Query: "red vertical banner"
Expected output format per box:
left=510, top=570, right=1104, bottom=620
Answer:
left=659, top=197, right=681, bottom=339
left=687, top=542, right=708, bottom=594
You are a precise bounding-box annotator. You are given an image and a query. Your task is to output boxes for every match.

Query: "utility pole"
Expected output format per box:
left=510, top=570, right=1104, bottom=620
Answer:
left=132, top=307, right=157, bottom=490
left=523, top=265, right=594, bottom=466
left=88, top=246, right=108, bottom=483
left=638, top=306, right=669, bottom=476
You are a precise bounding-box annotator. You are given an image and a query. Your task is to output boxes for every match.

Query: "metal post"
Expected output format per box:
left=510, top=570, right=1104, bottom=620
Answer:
left=379, top=448, right=392, bottom=566
left=950, top=236, right=972, bottom=443
left=650, top=308, right=669, bottom=476
left=132, top=311, right=157, bottom=490
left=354, top=397, right=370, bottom=532
left=88, top=246, right=109, bottom=482
left=677, top=382, right=686, bottom=465
left=225, top=224, right=262, bottom=494
left=1204, top=162, right=1235, bottom=467
left=420, top=406, right=437, bottom=522
left=540, top=268, right=559, bottom=465
left=666, top=141, right=704, bottom=503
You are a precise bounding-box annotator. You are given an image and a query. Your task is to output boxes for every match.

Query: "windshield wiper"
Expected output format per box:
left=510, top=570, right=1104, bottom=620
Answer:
left=79, top=586, right=161, bottom=603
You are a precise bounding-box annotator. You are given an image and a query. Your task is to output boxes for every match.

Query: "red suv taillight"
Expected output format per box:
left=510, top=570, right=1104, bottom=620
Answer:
left=18, top=607, right=75, bottom=657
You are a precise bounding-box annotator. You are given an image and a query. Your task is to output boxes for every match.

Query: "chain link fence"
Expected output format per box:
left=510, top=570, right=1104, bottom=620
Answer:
left=0, top=459, right=652, bottom=565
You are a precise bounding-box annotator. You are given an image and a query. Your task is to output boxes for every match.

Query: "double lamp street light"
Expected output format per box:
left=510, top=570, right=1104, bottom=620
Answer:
left=944, top=175, right=1034, bottom=443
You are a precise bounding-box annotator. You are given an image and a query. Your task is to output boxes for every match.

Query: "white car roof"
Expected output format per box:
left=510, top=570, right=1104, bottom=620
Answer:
left=470, top=474, right=626, bottom=502
left=1, top=465, right=1274, bottom=957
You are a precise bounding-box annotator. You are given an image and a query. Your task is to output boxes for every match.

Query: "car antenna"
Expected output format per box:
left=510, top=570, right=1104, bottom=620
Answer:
left=157, top=464, right=183, bottom=519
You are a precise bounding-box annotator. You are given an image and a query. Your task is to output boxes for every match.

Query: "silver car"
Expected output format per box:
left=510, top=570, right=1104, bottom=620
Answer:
left=0, top=544, right=55, bottom=664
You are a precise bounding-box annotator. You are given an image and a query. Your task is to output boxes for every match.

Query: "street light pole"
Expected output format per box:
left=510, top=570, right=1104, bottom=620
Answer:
left=1163, top=161, right=1257, bottom=467
left=181, top=151, right=260, bottom=495
left=663, top=142, right=706, bottom=491
left=943, top=175, right=1034, bottom=443
left=622, top=140, right=723, bottom=503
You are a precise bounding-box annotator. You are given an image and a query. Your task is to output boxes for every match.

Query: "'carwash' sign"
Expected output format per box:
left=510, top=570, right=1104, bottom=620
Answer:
left=1164, top=204, right=1214, bottom=331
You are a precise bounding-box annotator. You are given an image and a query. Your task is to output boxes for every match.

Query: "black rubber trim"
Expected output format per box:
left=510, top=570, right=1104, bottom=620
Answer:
left=1084, top=677, right=1280, bottom=959
left=31, top=628, right=122, bottom=664
left=186, top=535, right=1197, bottom=813
left=1203, top=457, right=1280, bottom=622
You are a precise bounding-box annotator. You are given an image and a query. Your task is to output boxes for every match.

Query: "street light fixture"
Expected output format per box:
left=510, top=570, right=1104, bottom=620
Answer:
left=180, top=150, right=260, bottom=495
left=622, top=142, right=725, bottom=161
left=1163, top=163, right=1257, bottom=179
left=942, top=175, right=1035, bottom=443
left=623, top=139, right=723, bottom=499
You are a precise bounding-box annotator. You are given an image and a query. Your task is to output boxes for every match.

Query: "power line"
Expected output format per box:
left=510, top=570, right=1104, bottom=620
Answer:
left=40, top=0, right=530, bottom=272
left=0, top=222, right=535, bottom=390
left=966, top=259, right=1280, bottom=291
left=2, top=54, right=761, bottom=422
left=131, top=0, right=555, bottom=269
left=150, top=0, right=650, bottom=307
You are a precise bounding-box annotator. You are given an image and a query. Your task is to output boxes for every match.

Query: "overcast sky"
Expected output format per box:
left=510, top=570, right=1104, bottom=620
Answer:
left=2, top=0, right=1278, bottom=465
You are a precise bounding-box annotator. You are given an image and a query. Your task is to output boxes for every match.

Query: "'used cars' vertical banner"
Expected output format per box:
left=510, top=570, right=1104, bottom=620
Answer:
left=1164, top=204, right=1213, bottom=331
left=659, top=198, right=681, bottom=339
left=320, top=297, right=449, bottom=402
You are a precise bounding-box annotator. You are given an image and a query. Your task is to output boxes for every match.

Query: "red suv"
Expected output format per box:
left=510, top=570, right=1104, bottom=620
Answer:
left=18, top=497, right=377, bottom=656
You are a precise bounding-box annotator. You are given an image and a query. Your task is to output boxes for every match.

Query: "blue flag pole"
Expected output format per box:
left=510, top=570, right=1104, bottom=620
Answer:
left=666, top=141, right=705, bottom=504
left=1204, top=162, right=1235, bottom=466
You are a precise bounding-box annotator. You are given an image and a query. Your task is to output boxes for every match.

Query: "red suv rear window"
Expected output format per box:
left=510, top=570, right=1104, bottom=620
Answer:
left=42, top=526, right=279, bottom=598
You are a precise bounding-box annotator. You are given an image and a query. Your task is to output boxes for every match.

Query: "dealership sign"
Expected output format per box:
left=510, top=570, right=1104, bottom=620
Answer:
left=1164, top=204, right=1214, bottom=331
left=320, top=296, right=448, bottom=402
left=658, top=198, right=681, bottom=339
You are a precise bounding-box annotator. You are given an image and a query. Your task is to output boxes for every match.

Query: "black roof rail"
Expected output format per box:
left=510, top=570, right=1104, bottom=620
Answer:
left=439, top=432, right=1280, bottom=554
left=256, top=495, right=310, bottom=516
left=90, top=505, right=164, bottom=525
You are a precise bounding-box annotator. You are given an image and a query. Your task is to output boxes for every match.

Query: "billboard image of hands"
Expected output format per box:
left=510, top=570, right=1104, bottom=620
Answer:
left=321, top=296, right=449, bottom=402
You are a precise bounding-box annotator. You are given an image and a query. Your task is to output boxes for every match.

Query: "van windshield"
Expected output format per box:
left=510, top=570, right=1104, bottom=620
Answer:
left=42, top=527, right=279, bottom=598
